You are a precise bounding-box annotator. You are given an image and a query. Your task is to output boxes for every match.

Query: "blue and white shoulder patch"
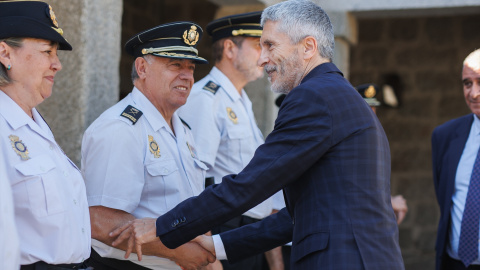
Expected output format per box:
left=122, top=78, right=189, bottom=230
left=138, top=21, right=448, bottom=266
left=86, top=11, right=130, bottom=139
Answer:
left=120, top=105, right=143, bottom=125
left=202, top=81, right=220, bottom=94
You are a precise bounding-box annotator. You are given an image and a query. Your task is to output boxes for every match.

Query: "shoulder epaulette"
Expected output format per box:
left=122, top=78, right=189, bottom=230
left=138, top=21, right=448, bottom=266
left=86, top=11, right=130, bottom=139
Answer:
left=180, top=117, right=191, bottom=130
left=120, top=105, right=143, bottom=125
left=202, top=81, right=220, bottom=94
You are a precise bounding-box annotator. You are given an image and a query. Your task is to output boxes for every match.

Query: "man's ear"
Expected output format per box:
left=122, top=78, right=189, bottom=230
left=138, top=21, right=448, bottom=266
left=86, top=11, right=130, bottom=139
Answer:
left=223, top=39, right=238, bottom=60
left=135, top=57, right=148, bottom=79
left=302, top=36, right=317, bottom=60
left=0, top=42, right=12, bottom=68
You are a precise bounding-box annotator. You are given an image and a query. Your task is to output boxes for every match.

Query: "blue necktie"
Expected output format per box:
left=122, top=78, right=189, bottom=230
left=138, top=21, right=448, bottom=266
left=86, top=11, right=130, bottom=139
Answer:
left=458, top=146, right=480, bottom=267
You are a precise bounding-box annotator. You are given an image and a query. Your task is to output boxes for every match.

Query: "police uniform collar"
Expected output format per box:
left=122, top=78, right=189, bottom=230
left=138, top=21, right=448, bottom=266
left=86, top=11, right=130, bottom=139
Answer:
left=210, top=67, right=242, bottom=102
left=125, top=21, right=208, bottom=64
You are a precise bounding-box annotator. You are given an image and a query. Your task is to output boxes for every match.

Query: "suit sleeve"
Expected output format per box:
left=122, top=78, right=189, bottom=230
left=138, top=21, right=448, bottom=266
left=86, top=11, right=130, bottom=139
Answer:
left=220, top=207, right=293, bottom=263
left=155, top=85, right=334, bottom=249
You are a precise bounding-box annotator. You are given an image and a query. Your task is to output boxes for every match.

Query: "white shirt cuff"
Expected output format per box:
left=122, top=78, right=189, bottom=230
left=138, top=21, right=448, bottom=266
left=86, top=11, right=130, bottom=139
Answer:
left=212, top=234, right=227, bottom=260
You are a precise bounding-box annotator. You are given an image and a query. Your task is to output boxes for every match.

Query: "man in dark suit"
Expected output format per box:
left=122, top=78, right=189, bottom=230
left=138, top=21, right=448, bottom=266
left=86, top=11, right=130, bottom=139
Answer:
left=110, top=1, right=404, bottom=269
left=432, top=48, right=480, bottom=270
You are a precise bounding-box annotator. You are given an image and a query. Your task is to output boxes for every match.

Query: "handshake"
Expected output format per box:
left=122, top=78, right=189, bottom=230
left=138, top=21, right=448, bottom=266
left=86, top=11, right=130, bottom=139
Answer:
left=109, top=218, right=220, bottom=270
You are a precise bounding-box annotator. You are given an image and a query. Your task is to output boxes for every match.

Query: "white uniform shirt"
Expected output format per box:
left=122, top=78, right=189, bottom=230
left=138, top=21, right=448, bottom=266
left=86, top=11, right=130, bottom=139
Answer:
left=0, top=90, right=91, bottom=265
left=178, top=67, right=275, bottom=220
left=82, top=87, right=207, bottom=270
left=0, top=163, right=20, bottom=270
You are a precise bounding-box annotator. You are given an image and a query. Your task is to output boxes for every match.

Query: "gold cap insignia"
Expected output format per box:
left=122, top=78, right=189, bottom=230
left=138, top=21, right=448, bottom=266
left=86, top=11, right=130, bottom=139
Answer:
left=183, top=25, right=199, bottom=46
left=48, top=5, right=59, bottom=28
left=9, top=135, right=30, bottom=160
left=226, top=107, right=238, bottom=124
left=365, top=85, right=376, bottom=98
left=148, top=135, right=160, bottom=158
left=186, top=141, right=197, bottom=158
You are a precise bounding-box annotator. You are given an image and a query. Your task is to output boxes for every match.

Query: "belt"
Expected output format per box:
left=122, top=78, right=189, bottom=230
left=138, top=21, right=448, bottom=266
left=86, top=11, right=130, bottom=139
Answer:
left=87, top=248, right=151, bottom=270
left=21, top=261, right=91, bottom=270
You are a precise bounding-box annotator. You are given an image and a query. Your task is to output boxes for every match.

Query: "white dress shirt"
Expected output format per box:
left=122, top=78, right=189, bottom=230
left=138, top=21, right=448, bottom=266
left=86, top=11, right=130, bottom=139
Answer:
left=178, top=67, right=278, bottom=220
left=448, top=114, right=480, bottom=263
left=0, top=165, right=20, bottom=270
left=0, top=90, right=91, bottom=265
left=82, top=87, right=207, bottom=270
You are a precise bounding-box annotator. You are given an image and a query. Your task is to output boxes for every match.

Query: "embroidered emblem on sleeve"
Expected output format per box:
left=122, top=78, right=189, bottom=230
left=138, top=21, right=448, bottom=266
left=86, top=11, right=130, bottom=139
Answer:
left=226, top=107, right=238, bottom=124
left=9, top=135, right=30, bottom=160
left=148, top=135, right=160, bottom=158
left=120, top=105, right=143, bottom=125
left=202, top=81, right=220, bottom=94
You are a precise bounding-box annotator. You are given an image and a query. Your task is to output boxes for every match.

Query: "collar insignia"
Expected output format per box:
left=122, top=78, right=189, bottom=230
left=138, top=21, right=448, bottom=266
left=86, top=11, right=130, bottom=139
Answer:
left=120, top=105, right=143, bottom=125
left=183, top=25, right=199, bottom=46
left=202, top=81, right=220, bottom=94
left=226, top=107, right=238, bottom=124
left=148, top=135, right=160, bottom=158
left=9, top=135, right=30, bottom=160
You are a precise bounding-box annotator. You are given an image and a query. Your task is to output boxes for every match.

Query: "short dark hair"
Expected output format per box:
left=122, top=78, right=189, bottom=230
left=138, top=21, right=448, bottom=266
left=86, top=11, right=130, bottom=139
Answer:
left=211, top=36, right=245, bottom=63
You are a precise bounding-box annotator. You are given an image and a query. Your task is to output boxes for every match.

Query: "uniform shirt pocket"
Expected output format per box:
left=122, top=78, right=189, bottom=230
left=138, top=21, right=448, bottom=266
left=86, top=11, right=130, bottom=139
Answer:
left=145, top=159, right=180, bottom=213
left=14, top=155, right=66, bottom=217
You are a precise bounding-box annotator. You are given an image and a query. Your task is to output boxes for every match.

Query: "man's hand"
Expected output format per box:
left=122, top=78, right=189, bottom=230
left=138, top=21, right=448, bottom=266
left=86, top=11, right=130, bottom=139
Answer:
left=171, top=241, right=216, bottom=270
left=110, top=217, right=158, bottom=261
left=391, top=195, right=408, bottom=225
left=192, top=235, right=215, bottom=256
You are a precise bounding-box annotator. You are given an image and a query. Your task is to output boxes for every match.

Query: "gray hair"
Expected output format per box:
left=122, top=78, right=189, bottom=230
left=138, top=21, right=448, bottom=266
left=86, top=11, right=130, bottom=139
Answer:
left=0, top=37, right=24, bottom=87
left=131, top=54, right=153, bottom=83
left=261, top=0, right=334, bottom=61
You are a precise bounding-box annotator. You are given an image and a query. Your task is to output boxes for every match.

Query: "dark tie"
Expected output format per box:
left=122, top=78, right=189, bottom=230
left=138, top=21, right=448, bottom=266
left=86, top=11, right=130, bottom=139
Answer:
left=458, top=146, right=480, bottom=267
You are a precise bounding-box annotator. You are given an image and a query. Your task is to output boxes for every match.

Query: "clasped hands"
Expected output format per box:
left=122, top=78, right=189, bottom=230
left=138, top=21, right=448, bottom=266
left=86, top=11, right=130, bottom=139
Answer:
left=109, top=218, right=217, bottom=270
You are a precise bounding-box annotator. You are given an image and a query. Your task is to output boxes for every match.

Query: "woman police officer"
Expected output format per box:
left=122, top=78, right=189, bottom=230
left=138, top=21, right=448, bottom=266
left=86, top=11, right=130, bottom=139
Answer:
left=0, top=1, right=91, bottom=269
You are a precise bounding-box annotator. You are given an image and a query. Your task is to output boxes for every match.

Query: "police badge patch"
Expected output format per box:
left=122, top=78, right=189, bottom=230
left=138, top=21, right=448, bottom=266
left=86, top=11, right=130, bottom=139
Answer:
left=9, top=135, right=30, bottom=160
left=226, top=107, right=238, bottom=124
left=148, top=135, right=160, bottom=158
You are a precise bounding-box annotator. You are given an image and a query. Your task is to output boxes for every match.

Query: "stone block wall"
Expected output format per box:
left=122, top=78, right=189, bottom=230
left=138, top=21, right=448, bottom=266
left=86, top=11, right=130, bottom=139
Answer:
left=349, top=14, right=480, bottom=270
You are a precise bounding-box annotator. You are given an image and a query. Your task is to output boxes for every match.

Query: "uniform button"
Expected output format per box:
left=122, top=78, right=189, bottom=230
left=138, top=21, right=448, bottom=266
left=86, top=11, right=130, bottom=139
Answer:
left=63, top=171, right=68, bottom=177
left=163, top=169, right=168, bottom=174
left=73, top=199, right=77, bottom=205
left=40, top=166, right=45, bottom=172
left=49, top=145, right=54, bottom=150
left=180, top=217, right=186, bottom=223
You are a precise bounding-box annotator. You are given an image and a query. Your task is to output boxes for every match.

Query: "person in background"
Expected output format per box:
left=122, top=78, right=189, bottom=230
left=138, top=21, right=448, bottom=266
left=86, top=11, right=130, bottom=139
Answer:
left=178, top=11, right=284, bottom=270
left=355, top=83, right=408, bottom=225
left=0, top=1, right=91, bottom=269
left=110, top=1, right=404, bottom=269
left=81, top=22, right=215, bottom=270
left=432, top=48, right=480, bottom=270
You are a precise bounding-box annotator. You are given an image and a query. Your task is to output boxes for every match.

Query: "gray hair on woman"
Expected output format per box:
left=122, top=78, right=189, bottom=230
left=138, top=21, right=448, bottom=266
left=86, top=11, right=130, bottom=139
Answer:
left=260, top=0, right=335, bottom=61
left=0, top=38, right=23, bottom=86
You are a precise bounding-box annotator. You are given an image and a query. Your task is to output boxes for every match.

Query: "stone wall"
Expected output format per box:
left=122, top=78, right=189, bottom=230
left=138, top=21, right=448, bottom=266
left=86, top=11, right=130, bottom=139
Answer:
left=349, top=14, right=480, bottom=269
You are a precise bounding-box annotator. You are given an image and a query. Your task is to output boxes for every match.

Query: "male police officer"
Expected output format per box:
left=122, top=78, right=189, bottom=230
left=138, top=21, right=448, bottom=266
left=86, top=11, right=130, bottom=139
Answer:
left=81, top=22, right=215, bottom=270
left=178, top=12, right=284, bottom=270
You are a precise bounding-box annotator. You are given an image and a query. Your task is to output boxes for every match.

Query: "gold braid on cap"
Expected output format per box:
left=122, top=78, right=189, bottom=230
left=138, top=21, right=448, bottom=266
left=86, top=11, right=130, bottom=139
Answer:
left=52, top=27, right=64, bottom=36
left=232, top=29, right=262, bottom=36
left=141, top=46, right=199, bottom=55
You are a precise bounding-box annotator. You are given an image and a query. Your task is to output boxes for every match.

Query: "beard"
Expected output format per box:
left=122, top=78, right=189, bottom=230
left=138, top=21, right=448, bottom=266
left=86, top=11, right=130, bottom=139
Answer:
left=234, top=53, right=264, bottom=83
left=265, top=49, right=303, bottom=94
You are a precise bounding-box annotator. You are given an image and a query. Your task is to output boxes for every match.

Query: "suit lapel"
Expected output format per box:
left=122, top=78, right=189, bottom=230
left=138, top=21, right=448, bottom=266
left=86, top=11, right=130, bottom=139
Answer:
left=445, top=115, right=474, bottom=199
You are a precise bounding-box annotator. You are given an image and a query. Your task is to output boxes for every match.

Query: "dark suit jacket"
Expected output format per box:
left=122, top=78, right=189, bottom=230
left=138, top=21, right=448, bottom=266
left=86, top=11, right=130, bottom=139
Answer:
left=432, top=114, right=474, bottom=270
left=156, top=63, right=404, bottom=269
